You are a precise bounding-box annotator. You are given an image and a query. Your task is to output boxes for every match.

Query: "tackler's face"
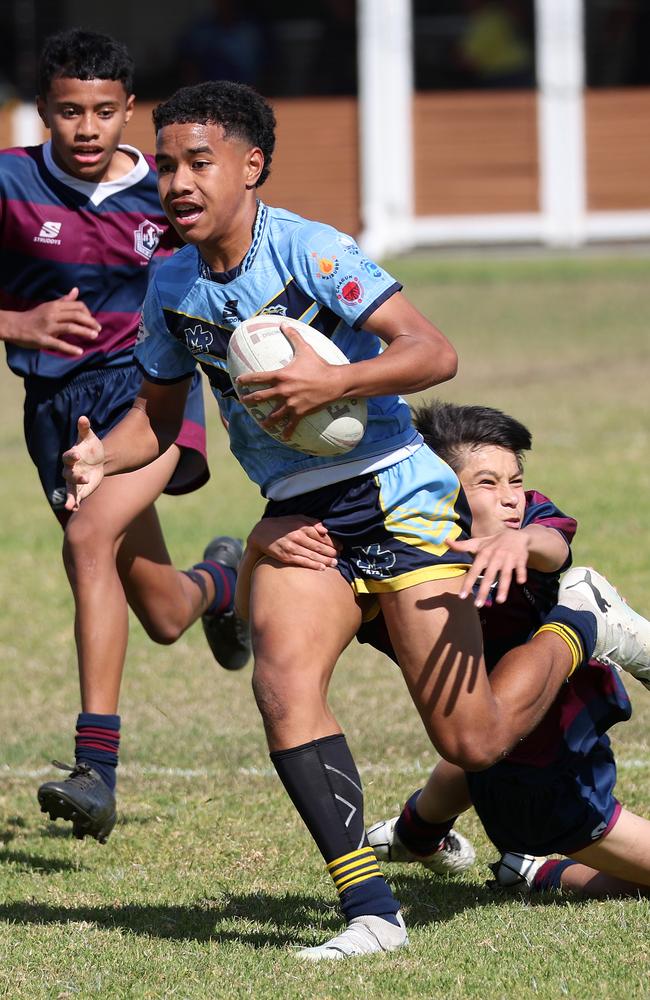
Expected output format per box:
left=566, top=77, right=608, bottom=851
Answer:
left=37, top=77, right=134, bottom=183
left=458, top=445, right=526, bottom=538
left=155, top=121, right=263, bottom=253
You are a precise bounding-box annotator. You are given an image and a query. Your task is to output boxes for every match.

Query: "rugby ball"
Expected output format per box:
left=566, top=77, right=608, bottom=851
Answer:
left=227, top=316, right=367, bottom=456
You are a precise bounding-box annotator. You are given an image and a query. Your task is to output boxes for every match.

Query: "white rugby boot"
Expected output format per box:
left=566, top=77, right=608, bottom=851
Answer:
left=367, top=815, right=476, bottom=875
left=296, top=912, right=408, bottom=961
left=559, top=566, right=650, bottom=690
left=488, top=852, right=544, bottom=891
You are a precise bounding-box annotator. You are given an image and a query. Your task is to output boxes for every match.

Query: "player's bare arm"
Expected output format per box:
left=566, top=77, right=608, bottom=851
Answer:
left=236, top=293, right=456, bottom=436
left=63, top=377, right=190, bottom=510
left=0, top=288, right=101, bottom=355
left=451, top=523, right=570, bottom=607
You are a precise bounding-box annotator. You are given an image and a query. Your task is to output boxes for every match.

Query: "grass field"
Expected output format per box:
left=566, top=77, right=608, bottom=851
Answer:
left=1, top=254, right=649, bottom=998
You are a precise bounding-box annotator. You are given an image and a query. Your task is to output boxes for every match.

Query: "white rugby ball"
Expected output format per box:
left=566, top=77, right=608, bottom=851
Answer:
left=227, top=316, right=367, bottom=457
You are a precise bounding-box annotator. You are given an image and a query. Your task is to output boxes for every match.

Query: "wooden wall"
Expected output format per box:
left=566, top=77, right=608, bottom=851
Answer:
left=414, top=91, right=539, bottom=215
left=126, top=97, right=361, bottom=236
left=585, top=88, right=650, bottom=210
left=3, top=89, right=650, bottom=225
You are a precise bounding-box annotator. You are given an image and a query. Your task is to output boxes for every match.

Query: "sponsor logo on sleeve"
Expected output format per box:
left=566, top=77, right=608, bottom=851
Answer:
left=336, top=275, right=364, bottom=305
left=359, top=258, right=383, bottom=279
left=336, top=233, right=360, bottom=256
left=311, top=252, right=340, bottom=280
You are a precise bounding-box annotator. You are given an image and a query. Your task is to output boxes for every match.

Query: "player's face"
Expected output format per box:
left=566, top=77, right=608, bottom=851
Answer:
left=37, top=77, right=134, bottom=183
left=155, top=122, right=264, bottom=265
left=459, top=445, right=526, bottom=538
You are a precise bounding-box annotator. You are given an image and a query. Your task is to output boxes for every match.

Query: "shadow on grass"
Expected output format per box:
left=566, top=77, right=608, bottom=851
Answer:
left=0, top=893, right=341, bottom=948
left=0, top=878, right=578, bottom=949
left=0, top=849, right=81, bottom=873
left=391, top=871, right=582, bottom=924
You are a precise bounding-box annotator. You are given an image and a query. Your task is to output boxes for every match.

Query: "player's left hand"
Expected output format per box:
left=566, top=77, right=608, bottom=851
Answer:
left=236, top=323, right=346, bottom=439
left=62, top=416, right=106, bottom=511
left=449, top=530, right=531, bottom=608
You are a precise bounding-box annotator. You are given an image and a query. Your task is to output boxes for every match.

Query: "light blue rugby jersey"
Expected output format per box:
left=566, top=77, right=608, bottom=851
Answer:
left=135, top=202, right=422, bottom=498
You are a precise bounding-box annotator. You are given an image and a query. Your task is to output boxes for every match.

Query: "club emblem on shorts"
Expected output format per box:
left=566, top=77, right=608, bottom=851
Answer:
left=185, top=323, right=214, bottom=354
left=590, top=820, right=607, bottom=840
left=134, top=219, right=163, bottom=261
left=352, top=544, right=396, bottom=578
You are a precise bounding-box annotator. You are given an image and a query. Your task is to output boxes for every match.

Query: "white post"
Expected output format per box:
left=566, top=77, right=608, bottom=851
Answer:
left=358, top=0, right=413, bottom=257
left=12, top=102, right=43, bottom=147
left=536, top=0, right=586, bottom=246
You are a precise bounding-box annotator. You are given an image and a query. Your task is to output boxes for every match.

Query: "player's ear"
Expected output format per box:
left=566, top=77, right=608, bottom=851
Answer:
left=245, top=147, right=264, bottom=189
left=124, top=93, right=135, bottom=124
left=36, top=96, right=49, bottom=128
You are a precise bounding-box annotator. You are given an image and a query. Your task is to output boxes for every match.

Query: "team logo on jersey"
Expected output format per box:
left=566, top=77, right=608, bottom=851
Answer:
left=260, top=304, right=288, bottom=317
left=336, top=275, right=364, bottom=305
left=359, top=258, right=383, bottom=280
left=34, top=221, right=62, bottom=246
left=134, top=219, right=163, bottom=261
left=311, top=253, right=339, bottom=280
left=351, top=544, right=396, bottom=578
left=185, top=323, right=214, bottom=354
left=222, top=299, right=240, bottom=326
left=336, top=233, right=360, bottom=255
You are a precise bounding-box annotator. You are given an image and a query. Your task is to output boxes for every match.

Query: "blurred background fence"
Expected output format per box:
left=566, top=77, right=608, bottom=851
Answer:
left=1, top=0, right=650, bottom=255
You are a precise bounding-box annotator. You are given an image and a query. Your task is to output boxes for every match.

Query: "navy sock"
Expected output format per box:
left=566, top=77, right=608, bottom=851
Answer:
left=190, top=560, right=236, bottom=615
left=536, top=604, right=597, bottom=675
left=532, top=858, right=577, bottom=892
left=271, top=734, right=400, bottom=925
left=75, top=713, right=120, bottom=791
left=395, top=790, right=456, bottom=856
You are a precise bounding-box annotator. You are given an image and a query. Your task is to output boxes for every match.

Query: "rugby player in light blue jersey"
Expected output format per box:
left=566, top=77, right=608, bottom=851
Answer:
left=61, top=81, right=646, bottom=959
left=0, top=33, right=249, bottom=845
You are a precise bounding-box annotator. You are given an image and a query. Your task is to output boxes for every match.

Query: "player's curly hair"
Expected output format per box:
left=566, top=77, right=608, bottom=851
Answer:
left=38, top=28, right=134, bottom=97
left=152, top=81, right=276, bottom=187
left=413, top=400, right=532, bottom=473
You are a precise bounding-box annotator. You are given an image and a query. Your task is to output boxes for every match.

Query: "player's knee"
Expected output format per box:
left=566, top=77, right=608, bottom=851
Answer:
left=62, top=514, right=112, bottom=582
left=251, top=665, right=287, bottom=727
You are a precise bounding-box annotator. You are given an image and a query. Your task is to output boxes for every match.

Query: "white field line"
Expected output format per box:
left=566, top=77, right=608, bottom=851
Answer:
left=2, top=758, right=650, bottom=780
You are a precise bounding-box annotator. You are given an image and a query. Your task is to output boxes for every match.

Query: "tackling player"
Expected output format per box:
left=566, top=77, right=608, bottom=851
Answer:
left=61, top=81, right=650, bottom=958
left=366, top=401, right=650, bottom=899
left=0, top=31, right=251, bottom=844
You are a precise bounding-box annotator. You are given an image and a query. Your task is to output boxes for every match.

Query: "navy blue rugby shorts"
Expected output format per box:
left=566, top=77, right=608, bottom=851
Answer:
left=466, top=739, right=621, bottom=856
left=263, top=445, right=473, bottom=595
left=23, top=364, right=208, bottom=512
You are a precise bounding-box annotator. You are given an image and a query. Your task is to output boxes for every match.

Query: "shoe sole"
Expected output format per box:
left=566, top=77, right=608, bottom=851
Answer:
left=37, top=788, right=116, bottom=844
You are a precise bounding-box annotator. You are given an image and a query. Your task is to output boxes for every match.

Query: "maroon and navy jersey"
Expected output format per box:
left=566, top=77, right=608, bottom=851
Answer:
left=0, top=142, right=177, bottom=380
left=481, top=490, right=631, bottom=768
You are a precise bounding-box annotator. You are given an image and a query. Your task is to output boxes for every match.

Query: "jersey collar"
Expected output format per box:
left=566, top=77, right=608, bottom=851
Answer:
left=199, top=200, right=268, bottom=282
left=42, top=142, right=150, bottom=206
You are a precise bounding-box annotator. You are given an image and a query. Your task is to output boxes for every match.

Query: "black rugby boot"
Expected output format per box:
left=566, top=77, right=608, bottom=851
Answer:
left=201, top=536, right=252, bottom=671
left=37, top=761, right=117, bottom=843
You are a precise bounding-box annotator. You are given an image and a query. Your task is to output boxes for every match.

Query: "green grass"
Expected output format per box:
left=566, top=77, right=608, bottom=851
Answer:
left=1, top=254, right=650, bottom=998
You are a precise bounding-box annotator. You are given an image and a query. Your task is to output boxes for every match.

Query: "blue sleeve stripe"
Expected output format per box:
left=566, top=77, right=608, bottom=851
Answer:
left=353, top=282, right=403, bottom=330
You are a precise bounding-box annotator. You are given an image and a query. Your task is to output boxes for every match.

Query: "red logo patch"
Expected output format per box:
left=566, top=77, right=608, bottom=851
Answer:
left=336, top=275, right=364, bottom=304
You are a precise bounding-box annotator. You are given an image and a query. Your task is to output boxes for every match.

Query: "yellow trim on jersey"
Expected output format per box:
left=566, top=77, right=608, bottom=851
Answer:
left=255, top=275, right=295, bottom=315
left=165, top=306, right=232, bottom=334
left=353, top=563, right=468, bottom=595
left=534, top=622, right=584, bottom=677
